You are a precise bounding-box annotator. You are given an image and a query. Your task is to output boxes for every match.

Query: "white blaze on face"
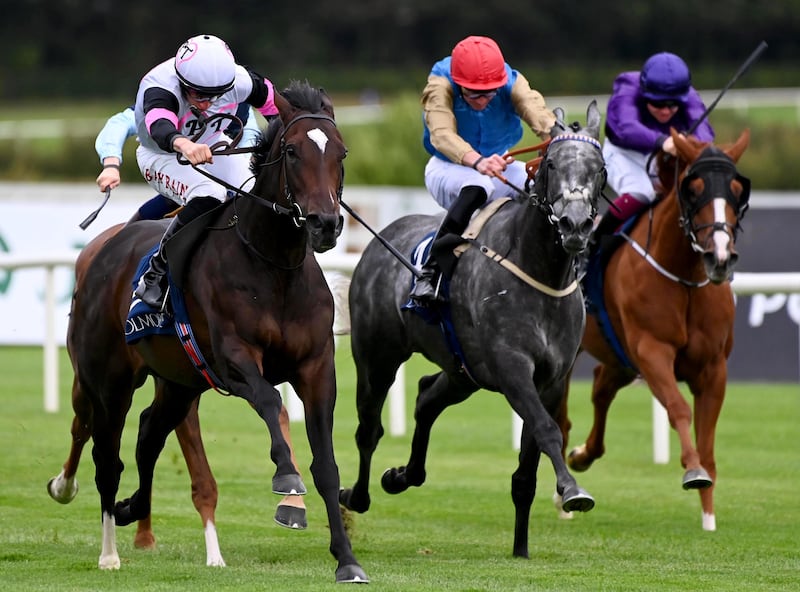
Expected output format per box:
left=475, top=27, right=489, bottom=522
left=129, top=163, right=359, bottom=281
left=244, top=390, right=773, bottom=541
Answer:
left=712, top=198, right=731, bottom=261
left=307, top=128, right=328, bottom=153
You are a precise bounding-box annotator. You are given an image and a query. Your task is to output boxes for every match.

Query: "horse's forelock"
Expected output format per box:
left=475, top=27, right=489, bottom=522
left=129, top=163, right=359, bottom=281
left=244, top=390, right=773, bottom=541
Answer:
left=281, top=80, right=326, bottom=113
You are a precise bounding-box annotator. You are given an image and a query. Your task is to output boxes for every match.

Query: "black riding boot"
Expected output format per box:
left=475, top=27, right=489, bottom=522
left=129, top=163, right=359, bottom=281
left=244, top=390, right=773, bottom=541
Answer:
left=134, top=195, right=219, bottom=309
left=410, top=185, right=488, bottom=304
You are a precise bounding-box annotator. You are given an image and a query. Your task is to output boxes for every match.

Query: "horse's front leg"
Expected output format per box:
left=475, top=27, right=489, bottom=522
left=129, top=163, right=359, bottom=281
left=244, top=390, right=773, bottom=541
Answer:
left=688, top=359, right=727, bottom=531
left=381, top=372, right=474, bottom=495
left=296, top=354, right=368, bottom=583
left=228, top=367, right=306, bottom=496
left=511, top=424, right=543, bottom=558
left=273, top=403, right=308, bottom=530
left=568, top=362, right=636, bottom=471
left=500, top=357, right=595, bottom=518
left=635, top=338, right=712, bottom=490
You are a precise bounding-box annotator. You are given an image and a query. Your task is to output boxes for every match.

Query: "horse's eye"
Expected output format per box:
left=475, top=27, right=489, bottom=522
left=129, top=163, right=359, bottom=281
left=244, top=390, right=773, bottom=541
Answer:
left=285, top=145, right=297, bottom=158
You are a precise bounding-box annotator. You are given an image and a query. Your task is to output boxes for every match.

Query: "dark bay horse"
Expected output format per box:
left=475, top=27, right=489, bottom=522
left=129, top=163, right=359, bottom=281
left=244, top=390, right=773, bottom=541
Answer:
left=561, top=128, right=751, bottom=531
left=52, top=82, right=367, bottom=582
left=339, top=102, right=606, bottom=559
left=48, top=224, right=306, bottom=563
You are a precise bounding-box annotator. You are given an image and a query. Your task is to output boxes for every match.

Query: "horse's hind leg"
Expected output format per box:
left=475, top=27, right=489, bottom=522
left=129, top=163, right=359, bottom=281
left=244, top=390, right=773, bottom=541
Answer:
left=173, top=395, right=224, bottom=565
left=381, top=372, right=475, bottom=495
left=114, top=384, right=197, bottom=528
left=568, top=362, right=635, bottom=471
left=48, top=376, right=91, bottom=504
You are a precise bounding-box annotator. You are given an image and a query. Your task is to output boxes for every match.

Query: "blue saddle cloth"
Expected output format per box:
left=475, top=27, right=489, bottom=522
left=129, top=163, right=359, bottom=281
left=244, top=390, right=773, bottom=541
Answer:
left=401, top=232, right=475, bottom=380
left=125, top=247, right=190, bottom=345
left=582, top=219, right=638, bottom=372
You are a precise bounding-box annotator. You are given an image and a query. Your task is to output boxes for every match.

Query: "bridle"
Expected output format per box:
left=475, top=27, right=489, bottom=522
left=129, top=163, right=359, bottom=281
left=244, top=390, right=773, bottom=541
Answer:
left=179, top=111, right=343, bottom=229
left=676, top=147, right=751, bottom=254
left=527, top=132, right=606, bottom=225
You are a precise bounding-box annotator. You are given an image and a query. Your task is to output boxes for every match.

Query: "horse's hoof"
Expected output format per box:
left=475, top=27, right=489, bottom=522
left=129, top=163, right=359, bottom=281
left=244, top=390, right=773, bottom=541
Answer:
left=381, top=467, right=410, bottom=495
left=272, top=474, right=307, bottom=496
left=47, top=474, right=79, bottom=504
left=133, top=530, right=156, bottom=550
left=561, top=487, right=595, bottom=513
left=274, top=504, right=307, bottom=529
left=682, top=468, right=713, bottom=490
left=339, top=488, right=370, bottom=513
left=567, top=445, right=593, bottom=472
left=335, top=563, right=369, bottom=583
left=114, top=493, right=148, bottom=527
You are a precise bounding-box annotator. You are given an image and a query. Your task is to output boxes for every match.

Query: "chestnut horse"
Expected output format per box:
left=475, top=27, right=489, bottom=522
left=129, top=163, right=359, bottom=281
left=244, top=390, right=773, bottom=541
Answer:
left=561, top=128, right=750, bottom=531
left=49, top=82, right=367, bottom=582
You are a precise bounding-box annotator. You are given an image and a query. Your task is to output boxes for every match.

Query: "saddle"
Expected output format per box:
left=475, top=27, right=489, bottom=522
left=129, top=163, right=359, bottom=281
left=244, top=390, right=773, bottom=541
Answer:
left=402, top=199, right=513, bottom=384
left=126, top=204, right=230, bottom=391
left=582, top=216, right=639, bottom=371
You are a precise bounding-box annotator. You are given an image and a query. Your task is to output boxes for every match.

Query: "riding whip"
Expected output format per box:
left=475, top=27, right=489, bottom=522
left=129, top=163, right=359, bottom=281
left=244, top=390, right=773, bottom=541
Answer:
left=79, top=188, right=111, bottom=230
left=687, top=40, right=768, bottom=135
left=339, top=198, right=422, bottom=278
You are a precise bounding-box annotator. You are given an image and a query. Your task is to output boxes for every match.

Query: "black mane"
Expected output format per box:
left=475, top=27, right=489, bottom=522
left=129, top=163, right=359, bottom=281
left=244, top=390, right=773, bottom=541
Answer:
left=251, top=80, right=329, bottom=172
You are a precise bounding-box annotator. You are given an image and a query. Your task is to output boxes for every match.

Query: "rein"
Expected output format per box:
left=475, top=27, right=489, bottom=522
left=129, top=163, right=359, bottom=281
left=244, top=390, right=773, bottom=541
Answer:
left=620, top=149, right=750, bottom=288
left=178, top=111, right=339, bottom=224
left=460, top=132, right=603, bottom=298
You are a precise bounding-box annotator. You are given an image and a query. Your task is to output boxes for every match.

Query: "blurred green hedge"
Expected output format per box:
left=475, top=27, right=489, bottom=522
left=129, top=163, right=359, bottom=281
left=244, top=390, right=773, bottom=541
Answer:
left=0, top=94, right=796, bottom=190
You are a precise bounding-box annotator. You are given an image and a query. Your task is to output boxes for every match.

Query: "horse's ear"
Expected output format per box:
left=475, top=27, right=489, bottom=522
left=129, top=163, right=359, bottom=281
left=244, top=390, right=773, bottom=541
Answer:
left=585, top=100, right=601, bottom=139
left=553, top=107, right=565, bottom=126
left=726, top=128, right=750, bottom=163
left=320, top=87, right=335, bottom=119
left=672, top=128, right=699, bottom=161
left=274, top=91, right=292, bottom=121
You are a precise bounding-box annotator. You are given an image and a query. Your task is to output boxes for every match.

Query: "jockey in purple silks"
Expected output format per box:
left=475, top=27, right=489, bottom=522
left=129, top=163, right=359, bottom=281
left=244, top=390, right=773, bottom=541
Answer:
left=594, top=51, right=715, bottom=244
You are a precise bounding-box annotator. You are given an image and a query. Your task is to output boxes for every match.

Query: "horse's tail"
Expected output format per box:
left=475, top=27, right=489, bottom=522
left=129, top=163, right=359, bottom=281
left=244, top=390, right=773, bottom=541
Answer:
left=325, top=271, right=351, bottom=335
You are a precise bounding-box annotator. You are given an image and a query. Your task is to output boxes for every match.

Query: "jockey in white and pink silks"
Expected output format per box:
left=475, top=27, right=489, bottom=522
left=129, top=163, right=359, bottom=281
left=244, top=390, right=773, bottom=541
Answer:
left=133, top=33, right=279, bottom=310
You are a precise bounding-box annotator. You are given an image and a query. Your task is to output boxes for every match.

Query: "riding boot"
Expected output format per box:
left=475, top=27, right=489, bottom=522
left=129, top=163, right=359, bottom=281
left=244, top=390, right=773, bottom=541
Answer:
left=134, top=195, right=220, bottom=309
left=410, top=185, right=488, bottom=304
left=126, top=194, right=178, bottom=225
left=589, top=193, right=649, bottom=252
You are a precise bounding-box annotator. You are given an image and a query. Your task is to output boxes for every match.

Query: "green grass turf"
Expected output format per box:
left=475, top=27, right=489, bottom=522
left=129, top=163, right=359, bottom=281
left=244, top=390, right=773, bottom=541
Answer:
left=0, top=344, right=797, bottom=591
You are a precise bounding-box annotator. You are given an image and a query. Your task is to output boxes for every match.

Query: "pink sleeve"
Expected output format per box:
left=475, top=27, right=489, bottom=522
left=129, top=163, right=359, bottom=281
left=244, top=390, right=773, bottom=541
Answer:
left=145, top=108, right=179, bottom=134
left=257, top=79, right=279, bottom=117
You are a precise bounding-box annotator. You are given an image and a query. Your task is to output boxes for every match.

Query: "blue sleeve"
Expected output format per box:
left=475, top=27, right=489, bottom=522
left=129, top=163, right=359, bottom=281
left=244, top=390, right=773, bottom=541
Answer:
left=95, top=107, right=136, bottom=164
left=240, top=107, right=262, bottom=148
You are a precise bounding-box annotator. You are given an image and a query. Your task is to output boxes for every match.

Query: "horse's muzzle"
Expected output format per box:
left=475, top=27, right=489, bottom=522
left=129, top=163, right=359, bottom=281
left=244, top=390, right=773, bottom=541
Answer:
left=306, top=214, right=344, bottom=252
left=703, top=249, right=738, bottom=284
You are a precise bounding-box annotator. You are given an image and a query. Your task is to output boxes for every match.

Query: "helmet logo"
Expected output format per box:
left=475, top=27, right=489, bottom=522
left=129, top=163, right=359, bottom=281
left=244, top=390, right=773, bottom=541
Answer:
left=177, top=41, right=198, bottom=64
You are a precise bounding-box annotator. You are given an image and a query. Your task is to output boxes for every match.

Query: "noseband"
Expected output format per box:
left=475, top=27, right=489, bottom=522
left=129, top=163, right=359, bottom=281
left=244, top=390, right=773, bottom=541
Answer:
left=677, top=148, right=751, bottom=253
left=530, top=132, right=606, bottom=224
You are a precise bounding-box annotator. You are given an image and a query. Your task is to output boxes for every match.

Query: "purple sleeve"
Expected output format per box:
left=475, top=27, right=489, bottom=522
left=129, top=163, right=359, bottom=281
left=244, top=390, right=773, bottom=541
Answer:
left=604, top=72, right=665, bottom=153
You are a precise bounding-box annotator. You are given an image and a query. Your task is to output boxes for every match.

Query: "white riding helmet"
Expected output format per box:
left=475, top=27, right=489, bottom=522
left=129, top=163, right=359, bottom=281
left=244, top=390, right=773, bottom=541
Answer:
left=174, top=34, right=236, bottom=96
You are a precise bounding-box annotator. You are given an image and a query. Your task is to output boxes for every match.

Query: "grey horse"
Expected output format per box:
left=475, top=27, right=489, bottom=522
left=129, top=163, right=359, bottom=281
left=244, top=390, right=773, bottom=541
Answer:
left=339, top=102, right=606, bottom=559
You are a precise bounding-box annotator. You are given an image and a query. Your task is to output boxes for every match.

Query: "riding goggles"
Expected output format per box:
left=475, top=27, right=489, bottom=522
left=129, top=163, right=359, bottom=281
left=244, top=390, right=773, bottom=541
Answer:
left=462, top=87, right=499, bottom=100
left=647, top=99, right=679, bottom=109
